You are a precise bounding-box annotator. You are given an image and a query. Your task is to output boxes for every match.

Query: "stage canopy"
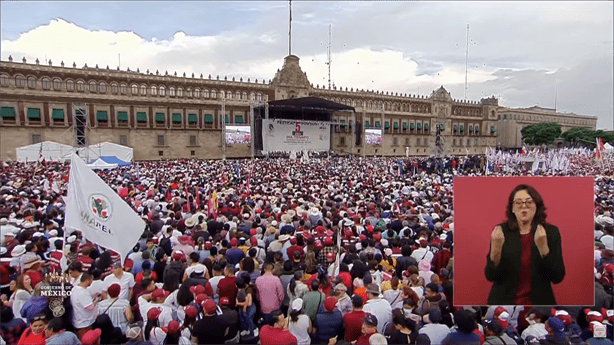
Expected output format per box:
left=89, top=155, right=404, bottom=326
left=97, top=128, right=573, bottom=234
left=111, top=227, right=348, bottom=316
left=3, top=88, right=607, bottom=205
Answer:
left=86, top=158, right=118, bottom=170
left=260, top=97, right=355, bottom=122
left=16, top=141, right=74, bottom=162
left=86, top=142, right=133, bottom=162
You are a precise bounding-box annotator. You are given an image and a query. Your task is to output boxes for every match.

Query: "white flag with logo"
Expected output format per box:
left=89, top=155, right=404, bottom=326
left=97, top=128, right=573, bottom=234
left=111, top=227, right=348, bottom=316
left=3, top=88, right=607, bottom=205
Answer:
left=65, top=153, right=144, bottom=263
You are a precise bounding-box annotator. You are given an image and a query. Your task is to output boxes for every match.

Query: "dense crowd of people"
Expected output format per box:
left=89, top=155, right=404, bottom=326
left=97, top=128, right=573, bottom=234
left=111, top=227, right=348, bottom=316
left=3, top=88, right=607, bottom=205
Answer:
left=0, top=151, right=612, bottom=345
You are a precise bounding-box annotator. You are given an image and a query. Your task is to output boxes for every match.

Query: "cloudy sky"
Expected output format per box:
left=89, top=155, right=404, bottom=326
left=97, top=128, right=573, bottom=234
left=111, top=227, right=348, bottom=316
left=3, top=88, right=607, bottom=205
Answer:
left=1, top=1, right=612, bottom=129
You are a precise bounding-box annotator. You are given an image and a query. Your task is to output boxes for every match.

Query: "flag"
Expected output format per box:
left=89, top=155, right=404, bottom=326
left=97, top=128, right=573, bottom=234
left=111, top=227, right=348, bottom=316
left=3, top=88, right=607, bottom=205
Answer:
left=195, top=190, right=201, bottom=208
left=65, top=153, right=145, bottom=264
left=596, top=138, right=603, bottom=161
left=521, top=146, right=527, bottom=155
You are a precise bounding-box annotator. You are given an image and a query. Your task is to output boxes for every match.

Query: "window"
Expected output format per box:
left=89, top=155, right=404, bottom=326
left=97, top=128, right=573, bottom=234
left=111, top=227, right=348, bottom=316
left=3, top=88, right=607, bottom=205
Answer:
left=159, top=86, right=165, bottom=96
left=242, top=92, right=247, bottom=100
left=158, top=151, right=163, bottom=156
left=155, top=113, right=166, bottom=123
left=191, top=150, right=195, bottom=156
left=339, top=137, right=345, bottom=146
left=187, top=89, right=192, bottom=98
left=119, top=135, right=128, bottom=146
left=151, top=86, right=157, bottom=96
left=204, top=90, right=210, bottom=98
left=117, top=111, right=128, bottom=123
left=467, top=138, right=471, bottom=147
left=110, top=83, right=118, bottom=94
left=189, top=135, right=197, bottom=146
left=132, top=84, right=138, bottom=95
left=474, top=138, right=478, bottom=146
left=96, top=111, right=108, bottom=122
left=405, top=138, right=410, bottom=146
left=99, top=82, right=106, bottom=93
left=177, top=88, right=183, bottom=97
left=256, top=93, right=261, bottom=101
left=236, top=91, right=240, bottom=100
left=89, top=81, right=97, bottom=92
left=27, top=77, right=36, bottom=88
left=53, top=79, right=61, bottom=90
left=141, top=85, right=147, bottom=96
left=16, top=76, right=26, bottom=88
left=136, top=112, right=147, bottom=123
left=169, top=87, right=175, bottom=97
left=51, top=109, right=64, bottom=122
left=226, top=91, right=232, bottom=99
left=42, top=78, right=51, bottom=90
left=157, top=135, right=165, bottom=146
left=188, top=113, right=198, bottom=124
left=204, top=114, right=214, bottom=124
left=1, top=107, right=16, bottom=118
left=32, top=134, right=42, bottom=144
left=120, top=83, right=127, bottom=94
left=195, top=89, right=200, bottom=98
left=172, top=113, right=182, bottom=124
left=27, top=108, right=41, bottom=120
left=211, top=90, right=216, bottom=99
left=0, top=74, right=9, bottom=86
left=393, top=137, right=398, bottom=146
left=77, top=80, right=85, bottom=92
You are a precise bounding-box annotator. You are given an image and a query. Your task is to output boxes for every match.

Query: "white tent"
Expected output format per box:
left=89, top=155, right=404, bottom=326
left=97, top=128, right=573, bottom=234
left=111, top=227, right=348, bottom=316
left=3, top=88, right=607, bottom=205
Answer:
left=86, top=158, right=118, bottom=170
left=86, top=142, right=133, bottom=162
left=605, top=142, right=613, bottom=152
left=16, top=141, right=75, bottom=162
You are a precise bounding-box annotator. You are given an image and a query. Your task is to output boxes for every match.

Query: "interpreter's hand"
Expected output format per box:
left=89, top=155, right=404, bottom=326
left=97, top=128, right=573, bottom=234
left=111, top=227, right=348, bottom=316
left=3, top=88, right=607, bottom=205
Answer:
left=490, top=226, right=505, bottom=251
left=328, top=336, right=338, bottom=345
left=535, top=224, right=550, bottom=256
left=0, top=294, right=7, bottom=302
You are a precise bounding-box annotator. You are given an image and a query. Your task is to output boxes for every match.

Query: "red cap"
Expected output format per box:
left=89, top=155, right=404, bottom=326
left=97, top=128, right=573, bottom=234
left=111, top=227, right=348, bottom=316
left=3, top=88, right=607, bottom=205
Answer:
left=366, top=225, right=374, bottom=233
left=147, top=307, right=162, bottom=320
left=315, top=240, right=324, bottom=251
left=586, top=310, right=604, bottom=323
left=326, top=252, right=336, bottom=262
left=290, top=237, right=297, bottom=245
left=324, top=236, right=333, bottom=246
left=250, top=229, right=257, bottom=236
left=203, top=299, right=217, bottom=314
left=324, top=296, right=337, bottom=312
left=184, top=305, right=198, bottom=318
left=163, top=320, right=181, bottom=334
left=325, top=229, right=334, bottom=237
left=551, top=309, right=572, bottom=326
left=195, top=293, right=209, bottom=306
left=419, top=239, right=428, bottom=247
left=123, top=258, right=134, bottom=271
left=373, top=233, right=381, bottom=242
left=250, top=237, right=258, bottom=246
left=220, top=297, right=230, bottom=306
left=302, top=232, right=312, bottom=240
left=359, top=234, right=367, bottom=241
left=204, top=241, right=212, bottom=249
left=345, top=229, right=353, bottom=238
left=190, top=285, right=205, bottom=295
left=179, top=235, right=191, bottom=244
left=172, top=250, right=185, bottom=261
left=230, top=238, right=238, bottom=246
left=81, top=328, right=102, bottom=345
left=152, top=289, right=170, bottom=301
left=316, top=226, right=326, bottom=234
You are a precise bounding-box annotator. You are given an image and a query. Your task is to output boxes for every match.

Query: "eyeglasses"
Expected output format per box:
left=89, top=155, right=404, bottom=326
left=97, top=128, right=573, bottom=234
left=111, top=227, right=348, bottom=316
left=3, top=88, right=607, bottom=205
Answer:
left=33, top=315, right=46, bottom=322
left=513, top=199, right=535, bottom=208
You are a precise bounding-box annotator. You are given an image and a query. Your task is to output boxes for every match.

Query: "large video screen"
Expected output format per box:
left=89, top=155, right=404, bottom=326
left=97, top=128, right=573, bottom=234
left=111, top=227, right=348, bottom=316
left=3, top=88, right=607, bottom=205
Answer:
left=365, top=129, right=382, bottom=145
left=225, top=126, right=251, bottom=144
left=262, top=119, right=330, bottom=152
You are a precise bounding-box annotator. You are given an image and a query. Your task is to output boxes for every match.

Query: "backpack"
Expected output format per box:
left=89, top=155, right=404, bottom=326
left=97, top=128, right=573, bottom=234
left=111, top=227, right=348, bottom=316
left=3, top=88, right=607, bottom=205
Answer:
left=158, top=237, right=172, bottom=256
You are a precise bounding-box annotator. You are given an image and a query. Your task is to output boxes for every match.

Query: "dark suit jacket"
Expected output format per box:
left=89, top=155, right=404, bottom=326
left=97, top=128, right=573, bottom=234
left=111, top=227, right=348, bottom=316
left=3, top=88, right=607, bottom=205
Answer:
left=485, top=222, right=565, bottom=305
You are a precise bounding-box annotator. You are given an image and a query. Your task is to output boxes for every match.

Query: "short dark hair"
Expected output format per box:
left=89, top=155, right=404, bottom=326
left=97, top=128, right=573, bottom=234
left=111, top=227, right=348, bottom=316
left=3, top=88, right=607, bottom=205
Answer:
left=47, top=318, right=64, bottom=332
left=426, top=283, right=439, bottom=294
left=80, top=273, right=93, bottom=283
left=269, top=310, right=283, bottom=326
left=504, top=184, right=547, bottom=231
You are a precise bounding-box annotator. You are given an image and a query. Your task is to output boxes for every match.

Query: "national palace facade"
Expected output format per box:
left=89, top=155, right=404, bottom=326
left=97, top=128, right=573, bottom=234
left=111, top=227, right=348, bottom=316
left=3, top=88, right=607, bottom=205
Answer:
left=0, top=55, right=597, bottom=160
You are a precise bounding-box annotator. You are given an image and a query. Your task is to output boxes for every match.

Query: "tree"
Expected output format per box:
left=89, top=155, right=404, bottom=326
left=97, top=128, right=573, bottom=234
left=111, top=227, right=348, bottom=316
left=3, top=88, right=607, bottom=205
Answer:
left=521, top=122, right=562, bottom=146
left=561, top=127, right=614, bottom=147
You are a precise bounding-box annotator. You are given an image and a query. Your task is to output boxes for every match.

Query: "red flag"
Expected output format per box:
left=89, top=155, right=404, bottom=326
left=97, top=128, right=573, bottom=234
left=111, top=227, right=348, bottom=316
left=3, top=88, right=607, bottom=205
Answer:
left=196, top=190, right=201, bottom=208
left=596, top=138, right=604, bottom=161
left=166, top=187, right=172, bottom=201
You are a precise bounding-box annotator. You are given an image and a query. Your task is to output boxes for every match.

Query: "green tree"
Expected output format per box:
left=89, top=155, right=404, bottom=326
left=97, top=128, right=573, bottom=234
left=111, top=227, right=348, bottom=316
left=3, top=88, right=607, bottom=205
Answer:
left=521, top=122, right=562, bottom=145
left=561, top=127, right=614, bottom=147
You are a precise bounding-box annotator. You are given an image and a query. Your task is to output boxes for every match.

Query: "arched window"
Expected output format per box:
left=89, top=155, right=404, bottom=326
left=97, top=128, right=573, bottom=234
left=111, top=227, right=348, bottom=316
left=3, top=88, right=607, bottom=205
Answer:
left=120, top=83, right=127, bottom=94
left=211, top=90, right=216, bottom=99
left=250, top=92, right=255, bottom=101
left=53, top=78, right=62, bottom=90
left=227, top=91, right=232, bottom=99
left=0, top=74, right=9, bottom=87
left=111, top=83, right=118, bottom=94
left=15, top=75, right=26, bottom=88
left=89, top=81, right=97, bottom=92
left=99, top=82, right=106, bottom=93
left=27, top=76, right=37, bottom=88
left=177, top=88, right=183, bottom=97
left=187, top=88, right=192, bottom=98
left=242, top=92, right=247, bottom=100
left=151, top=86, right=157, bottom=96
left=169, top=87, right=175, bottom=97
left=159, top=86, right=165, bottom=96
left=195, top=89, right=200, bottom=98
left=256, top=92, right=262, bottom=101
left=42, top=77, right=51, bottom=90
left=140, top=85, right=147, bottom=96
left=131, top=84, right=138, bottom=95
left=204, top=89, right=210, bottom=98
left=77, top=80, right=85, bottom=92
left=236, top=91, right=240, bottom=100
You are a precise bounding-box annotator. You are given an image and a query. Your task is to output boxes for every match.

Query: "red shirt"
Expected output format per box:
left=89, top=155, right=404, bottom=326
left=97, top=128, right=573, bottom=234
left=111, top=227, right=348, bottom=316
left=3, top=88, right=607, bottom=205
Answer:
left=343, top=310, right=366, bottom=342
left=17, top=327, right=46, bottom=345
left=514, top=233, right=532, bottom=305
left=25, top=270, right=43, bottom=289
left=217, top=276, right=238, bottom=308
left=355, top=330, right=377, bottom=345
left=338, top=271, right=353, bottom=291
left=260, top=325, right=298, bottom=345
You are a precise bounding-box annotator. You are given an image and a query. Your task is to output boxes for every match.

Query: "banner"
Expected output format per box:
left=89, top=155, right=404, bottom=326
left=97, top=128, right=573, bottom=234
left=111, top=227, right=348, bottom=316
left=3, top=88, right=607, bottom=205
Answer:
left=262, top=119, right=330, bottom=152
left=365, top=129, right=382, bottom=145
left=65, top=153, right=145, bottom=263
left=225, top=125, right=251, bottom=144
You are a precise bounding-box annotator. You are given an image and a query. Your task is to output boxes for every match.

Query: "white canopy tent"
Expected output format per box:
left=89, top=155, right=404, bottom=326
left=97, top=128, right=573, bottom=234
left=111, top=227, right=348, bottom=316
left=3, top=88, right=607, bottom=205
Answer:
left=86, top=158, right=118, bottom=170
left=604, top=142, right=613, bottom=152
left=86, top=142, right=133, bottom=162
left=16, top=141, right=75, bottom=162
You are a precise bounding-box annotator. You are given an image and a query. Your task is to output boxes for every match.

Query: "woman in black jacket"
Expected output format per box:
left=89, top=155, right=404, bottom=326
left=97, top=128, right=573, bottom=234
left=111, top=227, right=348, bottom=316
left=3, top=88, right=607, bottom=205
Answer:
left=485, top=184, right=565, bottom=305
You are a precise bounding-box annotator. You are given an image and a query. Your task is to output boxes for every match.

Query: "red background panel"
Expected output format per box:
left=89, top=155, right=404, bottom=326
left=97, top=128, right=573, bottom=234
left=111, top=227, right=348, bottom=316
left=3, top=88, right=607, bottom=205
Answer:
left=453, top=176, right=594, bottom=306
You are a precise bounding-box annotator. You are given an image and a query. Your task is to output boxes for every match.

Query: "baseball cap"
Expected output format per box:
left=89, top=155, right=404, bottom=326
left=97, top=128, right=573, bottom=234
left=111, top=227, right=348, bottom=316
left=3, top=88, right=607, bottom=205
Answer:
left=220, top=297, right=230, bottom=306
left=363, top=314, right=378, bottom=326
left=203, top=299, right=217, bottom=314
left=547, top=317, right=566, bottom=339
left=125, top=325, right=142, bottom=339
left=195, top=293, right=209, bottom=306
left=190, top=285, right=205, bottom=295
left=152, top=289, right=170, bottom=301
left=147, top=307, right=162, bottom=320
left=81, top=329, right=102, bottom=345
left=324, top=296, right=336, bottom=312
left=163, top=320, right=180, bottom=334
left=184, top=305, right=198, bottom=318
left=484, top=319, right=504, bottom=334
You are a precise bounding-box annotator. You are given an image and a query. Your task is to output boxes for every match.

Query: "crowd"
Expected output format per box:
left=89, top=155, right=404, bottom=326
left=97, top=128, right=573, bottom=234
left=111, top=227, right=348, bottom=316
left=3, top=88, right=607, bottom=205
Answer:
left=0, top=151, right=612, bottom=345
left=226, top=133, right=251, bottom=145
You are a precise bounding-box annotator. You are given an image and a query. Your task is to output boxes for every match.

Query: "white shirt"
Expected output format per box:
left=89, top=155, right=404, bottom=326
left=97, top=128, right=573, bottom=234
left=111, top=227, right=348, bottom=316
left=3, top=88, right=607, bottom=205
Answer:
left=419, top=323, right=451, bottom=345
left=98, top=298, right=131, bottom=332
left=410, top=247, right=434, bottom=263
left=185, top=263, right=208, bottom=278
left=383, top=289, right=404, bottom=310
left=138, top=296, right=174, bottom=327
left=71, top=285, right=97, bottom=329
left=87, top=280, right=107, bottom=298
left=363, top=298, right=392, bottom=334
left=521, top=323, right=548, bottom=340
left=209, top=276, right=224, bottom=299
left=148, top=327, right=167, bottom=345
left=288, top=314, right=311, bottom=345
left=104, top=272, right=135, bottom=301
left=11, top=289, right=30, bottom=321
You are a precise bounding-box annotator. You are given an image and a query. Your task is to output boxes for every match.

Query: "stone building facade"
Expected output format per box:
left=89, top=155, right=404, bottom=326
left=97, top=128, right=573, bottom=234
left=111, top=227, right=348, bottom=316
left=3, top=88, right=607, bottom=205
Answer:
left=1, top=54, right=501, bottom=160
left=497, top=106, right=597, bottom=149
